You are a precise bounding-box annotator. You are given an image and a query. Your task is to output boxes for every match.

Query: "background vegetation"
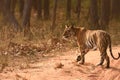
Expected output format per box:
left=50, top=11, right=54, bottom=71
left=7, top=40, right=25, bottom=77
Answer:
left=0, top=0, right=120, bottom=73
left=0, top=0, right=120, bottom=46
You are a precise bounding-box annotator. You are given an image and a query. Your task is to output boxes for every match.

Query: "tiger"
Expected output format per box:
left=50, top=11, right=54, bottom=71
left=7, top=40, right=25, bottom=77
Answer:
left=62, top=25, right=120, bottom=68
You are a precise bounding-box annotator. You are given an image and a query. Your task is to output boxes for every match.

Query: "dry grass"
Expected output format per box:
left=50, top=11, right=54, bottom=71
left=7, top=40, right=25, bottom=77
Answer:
left=0, top=22, right=119, bottom=73
left=0, top=7, right=119, bottom=73
left=0, top=24, right=71, bottom=72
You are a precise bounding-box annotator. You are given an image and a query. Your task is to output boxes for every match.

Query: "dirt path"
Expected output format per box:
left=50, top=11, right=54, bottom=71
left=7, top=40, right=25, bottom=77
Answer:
left=0, top=46, right=120, bottom=80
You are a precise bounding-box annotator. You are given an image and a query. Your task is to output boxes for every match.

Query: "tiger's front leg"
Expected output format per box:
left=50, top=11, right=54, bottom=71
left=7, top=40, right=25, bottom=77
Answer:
left=80, top=52, right=86, bottom=64
left=76, top=50, right=87, bottom=64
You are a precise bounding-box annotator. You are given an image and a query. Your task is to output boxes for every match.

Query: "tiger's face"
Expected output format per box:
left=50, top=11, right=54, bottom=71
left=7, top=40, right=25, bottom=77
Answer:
left=62, top=25, right=75, bottom=40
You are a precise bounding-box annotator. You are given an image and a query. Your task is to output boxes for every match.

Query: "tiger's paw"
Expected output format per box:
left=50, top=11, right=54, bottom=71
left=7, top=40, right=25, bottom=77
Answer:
left=76, top=55, right=81, bottom=62
left=105, top=65, right=110, bottom=68
left=96, top=64, right=102, bottom=66
left=78, top=61, right=84, bottom=65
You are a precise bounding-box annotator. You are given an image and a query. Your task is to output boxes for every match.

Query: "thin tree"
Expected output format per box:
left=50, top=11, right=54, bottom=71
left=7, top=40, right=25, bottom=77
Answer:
left=18, top=0, right=24, bottom=17
left=1, top=0, right=20, bottom=31
left=76, top=0, right=81, bottom=21
left=37, top=0, right=42, bottom=19
left=0, top=0, right=3, bottom=14
left=89, top=0, right=100, bottom=29
left=66, top=0, right=71, bottom=20
left=43, top=0, right=50, bottom=20
left=22, top=0, right=32, bottom=36
left=11, top=0, right=17, bottom=15
left=32, top=0, right=37, bottom=11
left=100, top=0, right=110, bottom=30
left=51, top=0, right=58, bottom=33
left=111, top=0, right=120, bottom=19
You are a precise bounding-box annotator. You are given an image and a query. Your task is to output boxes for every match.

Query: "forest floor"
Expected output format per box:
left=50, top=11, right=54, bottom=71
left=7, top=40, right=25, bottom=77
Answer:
left=0, top=44, right=120, bottom=80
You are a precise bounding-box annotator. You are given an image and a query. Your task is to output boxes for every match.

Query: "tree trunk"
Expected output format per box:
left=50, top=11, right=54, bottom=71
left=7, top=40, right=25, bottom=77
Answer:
left=22, top=0, right=32, bottom=37
left=22, top=0, right=32, bottom=27
left=66, top=0, right=71, bottom=20
left=11, top=0, right=17, bottom=15
left=76, top=0, right=81, bottom=21
left=37, top=0, right=42, bottom=19
left=111, top=0, right=120, bottom=19
left=32, top=0, right=37, bottom=11
left=89, top=0, right=100, bottom=29
left=0, top=0, right=3, bottom=14
left=1, top=0, right=20, bottom=31
left=43, top=0, right=50, bottom=20
left=51, top=0, right=58, bottom=33
left=100, top=0, right=110, bottom=30
left=18, top=0, right=24, bottom=17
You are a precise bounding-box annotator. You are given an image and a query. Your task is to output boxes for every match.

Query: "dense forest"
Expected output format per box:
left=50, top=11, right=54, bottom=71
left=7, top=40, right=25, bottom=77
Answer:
left=0, top=0, right=120, bottom=44
left=0, top=1, right=120, bottom=79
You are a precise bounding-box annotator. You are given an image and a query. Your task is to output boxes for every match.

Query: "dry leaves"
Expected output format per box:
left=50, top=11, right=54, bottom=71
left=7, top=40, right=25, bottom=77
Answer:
left=5, top=37, right=66, bottom=56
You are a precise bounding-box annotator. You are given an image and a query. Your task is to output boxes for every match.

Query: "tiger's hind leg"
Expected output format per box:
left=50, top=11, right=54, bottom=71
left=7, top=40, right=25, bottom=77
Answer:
left=98, top=45, right=110, bottom=68
left=97, top=47, right=105, bottom=66
left=105, top=54, right=110, bottom=68
left=97, top=56, right=105, bottom=66
left=101, top=50, right=110, bottom=68
left=98, top=52, right=110, bottom=68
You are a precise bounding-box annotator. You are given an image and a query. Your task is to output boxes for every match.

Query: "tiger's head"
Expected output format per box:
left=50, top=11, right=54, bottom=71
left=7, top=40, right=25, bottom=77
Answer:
left=62, top=25, right=76, bottom=40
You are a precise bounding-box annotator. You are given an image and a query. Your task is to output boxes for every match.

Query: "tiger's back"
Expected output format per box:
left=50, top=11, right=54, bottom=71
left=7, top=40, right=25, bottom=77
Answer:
left=83, top=30, right=111, bottom=50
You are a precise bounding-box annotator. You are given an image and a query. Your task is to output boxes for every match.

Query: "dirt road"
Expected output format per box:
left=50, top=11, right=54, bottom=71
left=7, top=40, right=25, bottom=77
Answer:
left=0, top=46, right=120, bottom=80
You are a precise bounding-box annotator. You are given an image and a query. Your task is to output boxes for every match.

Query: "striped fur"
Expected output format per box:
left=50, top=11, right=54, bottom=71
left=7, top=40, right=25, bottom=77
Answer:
left=63, top=25, right=120, bottom=68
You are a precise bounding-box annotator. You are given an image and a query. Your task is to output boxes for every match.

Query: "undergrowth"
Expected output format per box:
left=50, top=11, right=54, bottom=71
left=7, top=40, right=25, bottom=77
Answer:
left=0, top=2, right=120, bottom=72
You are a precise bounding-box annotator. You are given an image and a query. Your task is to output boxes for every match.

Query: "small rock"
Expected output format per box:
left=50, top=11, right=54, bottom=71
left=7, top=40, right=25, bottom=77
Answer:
left=54, top=62, right=64, bottom=69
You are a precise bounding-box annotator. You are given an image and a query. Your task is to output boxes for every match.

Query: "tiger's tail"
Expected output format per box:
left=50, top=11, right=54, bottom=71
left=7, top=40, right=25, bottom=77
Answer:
left=109, top=36, right=120, bottom=60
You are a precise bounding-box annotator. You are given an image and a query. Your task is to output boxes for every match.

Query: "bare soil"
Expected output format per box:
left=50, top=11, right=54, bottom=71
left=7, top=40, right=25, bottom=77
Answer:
left=0, top=46, right=120, bottom=80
